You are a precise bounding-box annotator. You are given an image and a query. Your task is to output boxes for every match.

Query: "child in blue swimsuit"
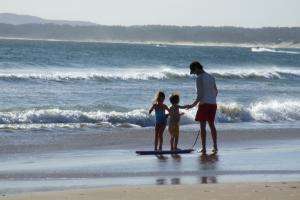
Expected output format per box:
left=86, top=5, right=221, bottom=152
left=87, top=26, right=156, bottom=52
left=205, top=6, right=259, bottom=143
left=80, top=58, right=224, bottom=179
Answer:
left=149, top=91, right=170, bottom=151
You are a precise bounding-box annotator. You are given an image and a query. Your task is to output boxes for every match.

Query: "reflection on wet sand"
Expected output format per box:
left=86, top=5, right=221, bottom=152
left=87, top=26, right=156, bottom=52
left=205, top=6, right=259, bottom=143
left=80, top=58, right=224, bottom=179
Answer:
left=199, top=154, right=219, bottom=171
left=201, top=176, right=218, bottom=184
left=155, top=155, right=168, bottom=161
left=171, top=178, right=181, bottom=185
left=155, top=176, right=217, bottom=185
left=155, top=154, right=182, bottom=161
left=200, top=154, right=219, bottom=163
left=155, top=153, right=220, bottom=186
left=156, top=178, right=167, bottom=185
left=171, top=154, right=181, bottom=161
left=156, top=178, right=182, bottom=185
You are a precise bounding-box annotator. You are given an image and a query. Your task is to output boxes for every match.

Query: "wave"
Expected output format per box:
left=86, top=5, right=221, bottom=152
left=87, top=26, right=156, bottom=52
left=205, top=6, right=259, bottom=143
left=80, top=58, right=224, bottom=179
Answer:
left=0, top=68, right=189, bottom=81
left=212, top=67, right=300, bottom=80
left=0, top=100, right=299, bottom=130
left=0, top=108, right=153, bottom=127
left=251, top=47, right=300, bottom=55
left=218, top=100, right=300, bottom=123
left=0, top=66, right=300, bottom=82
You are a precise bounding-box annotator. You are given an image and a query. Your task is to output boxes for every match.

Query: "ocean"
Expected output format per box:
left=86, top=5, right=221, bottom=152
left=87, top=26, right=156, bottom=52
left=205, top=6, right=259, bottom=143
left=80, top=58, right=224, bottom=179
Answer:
left=1, top=39, right=300, bottom=193
left=0, top=39, right=299, bottom=132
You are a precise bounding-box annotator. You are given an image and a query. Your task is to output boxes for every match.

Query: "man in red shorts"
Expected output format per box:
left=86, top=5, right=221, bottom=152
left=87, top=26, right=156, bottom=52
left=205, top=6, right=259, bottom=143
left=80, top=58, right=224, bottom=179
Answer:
left=185, top=61, right=218, bottom=155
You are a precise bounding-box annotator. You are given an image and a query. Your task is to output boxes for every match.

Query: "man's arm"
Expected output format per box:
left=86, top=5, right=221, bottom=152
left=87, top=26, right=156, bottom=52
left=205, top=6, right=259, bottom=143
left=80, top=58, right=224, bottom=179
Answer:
left=214, top=83, right=218, bottom=97
left=178, top=105, right=189, bottom=109
left=185, top=76, right=203, bottom=109
left=184, top=99, right=201, bottom=109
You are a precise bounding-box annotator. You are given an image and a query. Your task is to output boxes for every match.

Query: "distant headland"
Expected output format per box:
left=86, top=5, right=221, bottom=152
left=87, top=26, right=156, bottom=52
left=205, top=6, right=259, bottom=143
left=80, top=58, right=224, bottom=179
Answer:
left=0, top=13, right=299, bottom=48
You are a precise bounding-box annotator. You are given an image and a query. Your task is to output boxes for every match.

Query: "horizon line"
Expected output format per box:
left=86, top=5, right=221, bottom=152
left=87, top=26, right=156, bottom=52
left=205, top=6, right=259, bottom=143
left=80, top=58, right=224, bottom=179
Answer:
left=1, top=12, right=300, bottom=29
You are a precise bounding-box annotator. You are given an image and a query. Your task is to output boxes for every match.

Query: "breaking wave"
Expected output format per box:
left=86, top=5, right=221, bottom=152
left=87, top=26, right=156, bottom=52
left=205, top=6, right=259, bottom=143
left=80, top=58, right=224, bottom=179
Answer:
left=251, top=47, right=300, bottom=55
left=212, top=67, right=300, bottom=80
left=218, top=100, right=300, bottom=123
left=0, top=68, right=189, bottom=81
left=0, top=66, right=300, bottom=81
left=0, top=100, right=299, bottom=130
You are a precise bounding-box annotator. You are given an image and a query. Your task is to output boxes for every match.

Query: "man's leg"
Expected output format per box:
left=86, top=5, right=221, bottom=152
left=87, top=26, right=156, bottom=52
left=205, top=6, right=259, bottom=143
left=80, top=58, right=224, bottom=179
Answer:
left=200, top=121, right=207, bottom=154
left=208, top=121, right=218, bottom=153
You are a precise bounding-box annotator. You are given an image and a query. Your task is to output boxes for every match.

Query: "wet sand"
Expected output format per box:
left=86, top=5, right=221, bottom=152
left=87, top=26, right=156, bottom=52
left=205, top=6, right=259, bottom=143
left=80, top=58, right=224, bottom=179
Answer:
left=2, top=182, right=300, bottom=200
left=0, top=127, right=300, bottom=194
left=1, top=126, right=300, bottom=154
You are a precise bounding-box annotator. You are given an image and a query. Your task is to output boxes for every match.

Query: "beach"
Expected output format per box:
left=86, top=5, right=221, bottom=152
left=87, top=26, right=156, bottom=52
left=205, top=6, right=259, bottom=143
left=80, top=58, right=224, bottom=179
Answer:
left=1, top=127, right=300, bottom=195
left=0, top=39, right=299, bottom=198
left=3, top=182, right=300, bottom=200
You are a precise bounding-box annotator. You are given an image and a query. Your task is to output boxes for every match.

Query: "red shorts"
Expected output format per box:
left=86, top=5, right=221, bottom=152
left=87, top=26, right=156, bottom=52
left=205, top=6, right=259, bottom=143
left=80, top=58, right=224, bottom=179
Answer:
left=195, top=103, right=217, bottom=122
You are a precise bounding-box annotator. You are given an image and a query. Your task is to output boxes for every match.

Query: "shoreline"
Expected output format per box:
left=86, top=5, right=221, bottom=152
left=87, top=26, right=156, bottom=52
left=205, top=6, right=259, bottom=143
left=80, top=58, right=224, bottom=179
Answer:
left=1, top=37, right=300, bottom=49
left=1, top=127, right=300, bottom=194
left=2, top=182, right=300, bottom=200
left=1, top=127, right=300, bottom=154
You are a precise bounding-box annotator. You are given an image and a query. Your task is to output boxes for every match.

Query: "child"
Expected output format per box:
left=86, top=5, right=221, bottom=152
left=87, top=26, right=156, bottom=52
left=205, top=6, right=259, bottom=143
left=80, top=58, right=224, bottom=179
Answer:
left=149, top=91, right=170, bottom=151
left=168, top=93, right=184, bottom=151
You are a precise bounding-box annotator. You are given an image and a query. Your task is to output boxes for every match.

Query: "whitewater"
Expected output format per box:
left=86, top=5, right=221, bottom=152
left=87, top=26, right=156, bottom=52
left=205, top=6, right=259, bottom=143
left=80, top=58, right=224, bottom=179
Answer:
left=0, top=66, right=300, bottom=81
left=0, top=39, right=299, bottom=131
left=0, top=100, right=299, bottom=130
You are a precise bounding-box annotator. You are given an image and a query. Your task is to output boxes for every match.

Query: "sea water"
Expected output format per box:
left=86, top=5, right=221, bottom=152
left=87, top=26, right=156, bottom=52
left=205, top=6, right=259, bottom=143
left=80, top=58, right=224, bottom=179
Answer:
left=0, top=39, right=299, bottom=131
left=1, top=39, right=300, bottom=193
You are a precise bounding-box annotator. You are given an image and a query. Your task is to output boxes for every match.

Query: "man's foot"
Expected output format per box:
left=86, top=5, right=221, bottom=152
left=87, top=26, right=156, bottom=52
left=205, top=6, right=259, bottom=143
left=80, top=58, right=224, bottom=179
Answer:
left=212, top=148, right=218, bottom=154
left=200, top=148, right=207, bottom=155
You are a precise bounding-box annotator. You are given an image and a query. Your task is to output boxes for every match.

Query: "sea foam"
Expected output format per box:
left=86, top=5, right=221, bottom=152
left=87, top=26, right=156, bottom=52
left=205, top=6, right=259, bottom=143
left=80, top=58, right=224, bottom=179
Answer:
left=0, top=100, right=299, bottom=130
left=0, top=66, right=299, bottom=81
left=251, top=47, right=300, bottom=54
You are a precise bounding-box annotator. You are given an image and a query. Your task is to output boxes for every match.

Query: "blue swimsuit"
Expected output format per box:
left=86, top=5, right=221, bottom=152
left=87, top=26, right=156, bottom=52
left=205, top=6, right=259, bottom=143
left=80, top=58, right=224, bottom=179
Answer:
left=155, top=108, right=167, bottom=125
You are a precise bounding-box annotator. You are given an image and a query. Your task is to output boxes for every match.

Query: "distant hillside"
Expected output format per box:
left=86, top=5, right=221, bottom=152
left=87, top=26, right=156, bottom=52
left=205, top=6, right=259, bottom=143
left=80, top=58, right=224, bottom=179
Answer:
left=0, top=13, right=299, bottom=47
left=0, top=13, right=97, bottom=26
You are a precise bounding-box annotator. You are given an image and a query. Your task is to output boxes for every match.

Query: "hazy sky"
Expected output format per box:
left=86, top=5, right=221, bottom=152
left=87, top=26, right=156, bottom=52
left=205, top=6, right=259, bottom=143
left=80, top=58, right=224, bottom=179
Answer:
left=0, top=0, right=299, bottom=27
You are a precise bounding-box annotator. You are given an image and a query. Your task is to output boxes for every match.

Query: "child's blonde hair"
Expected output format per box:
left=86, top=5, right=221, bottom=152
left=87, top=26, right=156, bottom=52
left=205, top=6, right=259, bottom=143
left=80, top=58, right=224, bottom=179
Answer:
left=153, top=91, right=165, bottom=104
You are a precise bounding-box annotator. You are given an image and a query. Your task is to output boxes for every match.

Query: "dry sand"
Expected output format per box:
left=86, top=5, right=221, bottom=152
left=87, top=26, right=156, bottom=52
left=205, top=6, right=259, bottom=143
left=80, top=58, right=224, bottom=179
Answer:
left=2, top=182, right=299, bottom=200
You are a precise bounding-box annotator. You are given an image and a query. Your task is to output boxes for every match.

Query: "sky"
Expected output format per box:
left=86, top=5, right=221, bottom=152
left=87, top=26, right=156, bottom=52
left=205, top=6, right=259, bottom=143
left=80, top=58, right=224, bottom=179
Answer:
left=0, top=0, right=299, bottom=27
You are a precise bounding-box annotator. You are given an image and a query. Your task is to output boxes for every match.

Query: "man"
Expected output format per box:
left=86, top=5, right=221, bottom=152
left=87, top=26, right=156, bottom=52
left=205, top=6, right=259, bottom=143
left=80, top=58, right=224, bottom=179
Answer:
left=185, top=61, right=218, bottom=155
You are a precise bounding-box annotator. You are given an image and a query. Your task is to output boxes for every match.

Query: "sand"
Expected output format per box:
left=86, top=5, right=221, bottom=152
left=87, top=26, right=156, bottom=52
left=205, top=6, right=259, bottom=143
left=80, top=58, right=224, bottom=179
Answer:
left=2, top=182, right=299, bottom=200
left=1, top=127, right=300, bottom=194
left=1, top=127, right=300, bottom=155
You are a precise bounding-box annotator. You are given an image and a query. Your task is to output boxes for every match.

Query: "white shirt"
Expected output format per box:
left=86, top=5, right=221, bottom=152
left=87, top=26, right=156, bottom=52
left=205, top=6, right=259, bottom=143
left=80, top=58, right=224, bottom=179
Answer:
left=196, top=72, right=217, bottom=104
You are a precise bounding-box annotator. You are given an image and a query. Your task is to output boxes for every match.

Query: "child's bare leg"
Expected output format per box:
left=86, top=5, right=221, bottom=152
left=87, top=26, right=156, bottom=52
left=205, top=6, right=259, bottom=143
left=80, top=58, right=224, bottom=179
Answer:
left=174, top=134, right=179, bottom=150
left=158, top=125, right=165, bottom=151
left=169, top=127, right=175, bottom=150
left=172, top=136, right=175, bottom=150
left=154, top=125, right=159, bottom=150
left=169, top=132, right=174, bottom=150
left=200, top=121, right=207, bottom=154
left=158, top=133, right=163, bottom=150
